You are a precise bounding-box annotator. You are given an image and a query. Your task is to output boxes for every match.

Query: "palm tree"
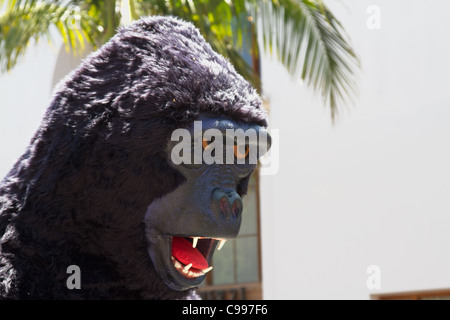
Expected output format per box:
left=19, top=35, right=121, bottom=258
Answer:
left=0, top=0, right=359, bottom=119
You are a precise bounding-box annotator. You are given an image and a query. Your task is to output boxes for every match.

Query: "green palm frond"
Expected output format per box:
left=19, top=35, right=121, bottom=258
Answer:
left=0, top=0, right=102, bottom=72
left=252, top=0, right=360, bottom=119
left=0, top=0, right=360, bottom=119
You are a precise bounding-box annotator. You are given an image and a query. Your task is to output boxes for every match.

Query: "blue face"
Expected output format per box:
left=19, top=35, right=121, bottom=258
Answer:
left=143, top=114, right=271, bottom=291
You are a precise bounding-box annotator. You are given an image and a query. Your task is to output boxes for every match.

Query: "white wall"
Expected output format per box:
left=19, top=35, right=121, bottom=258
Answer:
left=0, top=38, right=85, bottom=179
left=260, top=0, right=450, bottom=299
left=0, top=41, right=58, bottom=178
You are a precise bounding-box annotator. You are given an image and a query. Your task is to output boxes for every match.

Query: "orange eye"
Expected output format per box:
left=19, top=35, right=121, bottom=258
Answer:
left=234, top=144, right=249, bottom=160
left=202, top=138, right=211, bottom=150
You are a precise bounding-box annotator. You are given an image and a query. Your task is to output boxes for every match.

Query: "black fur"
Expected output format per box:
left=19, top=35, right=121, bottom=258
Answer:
left=0, top=16, right=267, bottom=299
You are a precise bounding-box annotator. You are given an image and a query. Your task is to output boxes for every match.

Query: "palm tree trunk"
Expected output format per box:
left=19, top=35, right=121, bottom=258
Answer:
left=103, top=0, right=117, bottom=44
left=250, top=23, right=261, bottom=94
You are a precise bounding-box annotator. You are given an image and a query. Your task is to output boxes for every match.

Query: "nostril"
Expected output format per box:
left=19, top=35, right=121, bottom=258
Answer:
left=212, top=189, right=243, bottom=219
left=219, top=197, right=230, bottom=216
left=231, top=199, right=242, bottom=216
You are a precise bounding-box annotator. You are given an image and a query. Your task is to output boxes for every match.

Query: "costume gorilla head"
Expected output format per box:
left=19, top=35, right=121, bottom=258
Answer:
left=0, top=16, right=270, bottom=299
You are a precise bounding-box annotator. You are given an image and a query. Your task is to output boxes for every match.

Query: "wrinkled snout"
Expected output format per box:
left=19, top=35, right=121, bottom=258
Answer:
left=211, top=188, right=243, bottom=220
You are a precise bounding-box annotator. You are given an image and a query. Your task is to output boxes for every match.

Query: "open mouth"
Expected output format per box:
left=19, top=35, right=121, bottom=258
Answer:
left=170, top=236, right=227, bottom=279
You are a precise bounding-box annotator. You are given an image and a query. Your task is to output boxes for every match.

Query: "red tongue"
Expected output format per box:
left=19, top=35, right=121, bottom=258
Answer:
left=171, top=237, right=209, bottom=269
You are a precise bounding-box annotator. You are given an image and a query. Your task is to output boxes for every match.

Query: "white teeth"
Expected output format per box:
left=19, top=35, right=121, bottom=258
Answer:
left=171, top=237, right=229, bottom=279
left=202, top=266, right=213, bottom=274
left=172, top=257, right=182, bottom=269
left=171, top=256, right=214, bottom=278
left=191, top=237, right=226, bottom=250
left=217, top=239, right=227, bottom=250
left=192, top=237, right=199, bottom=248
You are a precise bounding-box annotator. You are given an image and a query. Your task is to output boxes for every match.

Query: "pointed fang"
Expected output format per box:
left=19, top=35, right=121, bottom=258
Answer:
left=202, top=266, right=213, bottom=274
left=192, top=237, right=199, bottom=248
left=183, top=263, right=193, bottom=272
left=217, top=239, right=227, bottom=251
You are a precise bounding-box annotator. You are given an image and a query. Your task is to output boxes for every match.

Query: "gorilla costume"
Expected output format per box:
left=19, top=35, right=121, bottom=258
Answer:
left=0, top=16, right=269, bottom=299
